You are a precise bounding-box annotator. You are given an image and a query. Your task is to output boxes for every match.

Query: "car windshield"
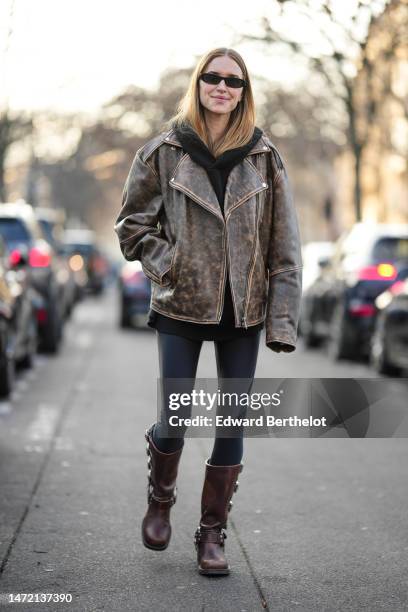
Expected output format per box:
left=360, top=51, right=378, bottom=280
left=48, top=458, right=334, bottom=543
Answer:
left=0, top=218, right=31, bottom=248
left=372, top=237, right=408, bottom=263
left=64, top=243, right=95, bottom=256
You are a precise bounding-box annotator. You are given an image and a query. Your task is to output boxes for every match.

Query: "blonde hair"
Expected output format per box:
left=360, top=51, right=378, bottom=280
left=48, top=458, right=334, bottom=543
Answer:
left=163, top=47, right=257, bottom=157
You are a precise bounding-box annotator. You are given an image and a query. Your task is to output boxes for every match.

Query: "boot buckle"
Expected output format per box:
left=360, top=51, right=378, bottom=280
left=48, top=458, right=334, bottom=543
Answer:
left=147, top=478, right=154, bottom=503
left=194, top=528, right=201, bottom=549
left=194, top=527, right=227, bottom=548
left=147, top=480, right=176, bottom=506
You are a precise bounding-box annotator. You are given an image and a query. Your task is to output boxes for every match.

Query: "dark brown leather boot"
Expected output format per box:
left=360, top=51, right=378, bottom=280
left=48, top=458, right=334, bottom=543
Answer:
left=141, top=424, right=183, bottom=551
left=194, top=459, right=243, bottom=575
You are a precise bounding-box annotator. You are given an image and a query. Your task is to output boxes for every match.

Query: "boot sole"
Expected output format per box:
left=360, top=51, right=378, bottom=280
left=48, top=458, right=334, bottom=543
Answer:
left=198, top=566, right=230, bottom=576
left=142, top=536, right=169, bottom=551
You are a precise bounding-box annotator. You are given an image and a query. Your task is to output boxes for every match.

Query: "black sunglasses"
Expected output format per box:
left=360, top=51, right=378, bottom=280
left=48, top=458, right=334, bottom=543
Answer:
left=199, top=72, right=247, bottom=89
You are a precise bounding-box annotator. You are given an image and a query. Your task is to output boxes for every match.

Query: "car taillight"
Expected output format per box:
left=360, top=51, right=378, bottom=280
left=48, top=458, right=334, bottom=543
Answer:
left=357, top=263, right=397, bottom=281
left=36, top=307, right=48, bottom=323
left=93, top=255, right=108, bottom=273
left=348, top=303, right=376, bottom=317
left=29, top=246, right=51, bottom=267
left=89, top=253, right=106, bottom=273
left=9, top=249, right=24, bottom=266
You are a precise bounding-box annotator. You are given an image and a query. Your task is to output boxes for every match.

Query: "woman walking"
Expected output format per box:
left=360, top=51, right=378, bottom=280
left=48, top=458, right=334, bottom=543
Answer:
left=114, top=47, right=303, bottom=576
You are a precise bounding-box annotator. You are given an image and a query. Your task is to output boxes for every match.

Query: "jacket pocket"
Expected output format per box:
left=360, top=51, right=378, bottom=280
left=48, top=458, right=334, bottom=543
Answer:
left=142, top=241, right=178, bottom=287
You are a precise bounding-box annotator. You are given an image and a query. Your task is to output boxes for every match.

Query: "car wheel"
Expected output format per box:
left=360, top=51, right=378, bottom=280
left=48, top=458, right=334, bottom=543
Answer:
left=18, top=317, right=38, bottom=369
left=40, top=300, right=61, bottom=353
left=120, top=309, right=131, bottom=329
left=65, top=300, right=73, bottom=319
left=375, top=348, right=401, bottom=377
left=327, top=303, right=355, bottom=361
left=370, top=322, right=401, bottom=377
left=0, top=328, right=16, bottom=398
left=300, top=301, right=322, bottom=348
left=303, top=326, right=321, bottom=348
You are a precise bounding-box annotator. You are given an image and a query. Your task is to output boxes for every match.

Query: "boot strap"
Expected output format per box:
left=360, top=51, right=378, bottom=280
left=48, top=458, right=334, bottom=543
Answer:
left=147, top=480, right=177, bottom=506
left=194, top=527, right=227, bottom=548
left=148, top=492, right=176, bottom=506
left=145, top=431, right=178, bottom=506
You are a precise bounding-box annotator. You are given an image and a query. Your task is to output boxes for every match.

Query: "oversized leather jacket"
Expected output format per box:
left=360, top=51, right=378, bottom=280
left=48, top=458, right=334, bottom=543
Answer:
left=114, top=127, right=303, bottom=352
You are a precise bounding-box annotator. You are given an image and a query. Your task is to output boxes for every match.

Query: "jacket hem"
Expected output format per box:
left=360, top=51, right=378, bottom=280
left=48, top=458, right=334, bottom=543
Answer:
left=150, top=304, right=266, bottom=327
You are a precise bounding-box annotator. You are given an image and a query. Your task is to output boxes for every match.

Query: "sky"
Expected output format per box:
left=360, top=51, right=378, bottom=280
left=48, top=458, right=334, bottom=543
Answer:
left=0, top=0, right=371, bottom=115
left=0, top=0, right=284, bottom=113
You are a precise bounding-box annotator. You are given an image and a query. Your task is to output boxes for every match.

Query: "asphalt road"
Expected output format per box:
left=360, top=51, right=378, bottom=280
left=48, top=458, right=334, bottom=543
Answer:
left=0, top=287, right=407, bottom=612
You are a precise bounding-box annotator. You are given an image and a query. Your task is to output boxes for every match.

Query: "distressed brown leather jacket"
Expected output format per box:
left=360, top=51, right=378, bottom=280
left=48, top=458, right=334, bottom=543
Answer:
left=114, top=127, right=303, bottom=352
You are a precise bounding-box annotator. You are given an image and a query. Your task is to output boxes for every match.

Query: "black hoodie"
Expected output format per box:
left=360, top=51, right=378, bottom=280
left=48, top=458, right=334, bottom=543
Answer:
left=147, top=124, right=265, bottom=341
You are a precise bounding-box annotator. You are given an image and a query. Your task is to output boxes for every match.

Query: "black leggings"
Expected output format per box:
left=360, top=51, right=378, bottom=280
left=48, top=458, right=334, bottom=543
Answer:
left=152, top=330, right=261, bottom=465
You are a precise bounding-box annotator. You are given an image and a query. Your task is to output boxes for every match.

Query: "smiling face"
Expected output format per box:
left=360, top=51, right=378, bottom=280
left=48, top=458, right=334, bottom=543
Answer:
left=198, top=55, right=244, bottom=118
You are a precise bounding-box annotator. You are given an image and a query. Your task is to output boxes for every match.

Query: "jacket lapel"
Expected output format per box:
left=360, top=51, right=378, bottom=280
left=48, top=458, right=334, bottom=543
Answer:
left=224, top=159, right=268, bottom=218
left=167, top=130, right=269, bottom=222
left=170, top=155, right=223, bottom=221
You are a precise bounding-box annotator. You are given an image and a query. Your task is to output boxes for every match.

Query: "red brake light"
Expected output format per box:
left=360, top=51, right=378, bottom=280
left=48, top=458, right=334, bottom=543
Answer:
left=93, top=255, right=108, bottom=273
left=29, top=247, right=51, bottom=267
left=348, top=303, right=376, bottom=317
left=36, top=308, right=48, bottom=323
left=357, top=263, right=397, bottom=281
left=9, top=249, right=23, bottom=266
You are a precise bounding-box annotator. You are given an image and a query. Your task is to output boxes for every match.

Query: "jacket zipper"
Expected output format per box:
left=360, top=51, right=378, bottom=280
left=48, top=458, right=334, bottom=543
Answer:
left=217, top=225, right=228, bottom=322
left=224, top=217, right=241, bottom=326
left=241, top=194, right=260, bottom=329
left=169, top=148, right=268, bottom=326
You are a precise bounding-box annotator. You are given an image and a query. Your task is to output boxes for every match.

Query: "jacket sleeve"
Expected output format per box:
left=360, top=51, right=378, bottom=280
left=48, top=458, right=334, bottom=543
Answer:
left=114, top=150, right=176, bottom=287
left=265, top=150, right=303, bottom=353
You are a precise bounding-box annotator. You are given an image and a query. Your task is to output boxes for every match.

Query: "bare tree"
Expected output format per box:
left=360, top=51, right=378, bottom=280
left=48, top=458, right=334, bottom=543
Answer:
left=235, top=0, right=391, bottom=221
left=360, top=0, right=408, bottom=146
left=0, top=110, right=32, bottom=201
left=13, top=62, right=346, bottom=244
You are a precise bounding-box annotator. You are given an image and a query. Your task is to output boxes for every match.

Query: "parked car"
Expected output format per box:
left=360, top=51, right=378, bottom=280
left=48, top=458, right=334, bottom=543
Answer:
left=62, top=229, right=109, bottom=296
left=370, top=266, right=408, bottom=376
left=34, top=207, right=77, bottom=318
left=118, top=261, right=151, bottom=328
left=300, top=223, right=408, bottom=360
left=301, top=241, right=335, bottom=293
left=0, top=235, right=38, bottom=397
left=0, top=202, right=64, bottom=353
left=299, top=241, right=334, bottom=341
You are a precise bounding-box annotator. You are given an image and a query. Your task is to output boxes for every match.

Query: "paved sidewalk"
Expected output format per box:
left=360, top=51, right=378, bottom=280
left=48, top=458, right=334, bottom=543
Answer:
left=0, top=290, right=407, bottom=611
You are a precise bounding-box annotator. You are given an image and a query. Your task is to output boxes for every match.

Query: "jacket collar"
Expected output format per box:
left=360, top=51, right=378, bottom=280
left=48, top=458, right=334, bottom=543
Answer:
left=165, top=129, right=270, bottom=221
left=163, top=128, right=270, bottom=156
